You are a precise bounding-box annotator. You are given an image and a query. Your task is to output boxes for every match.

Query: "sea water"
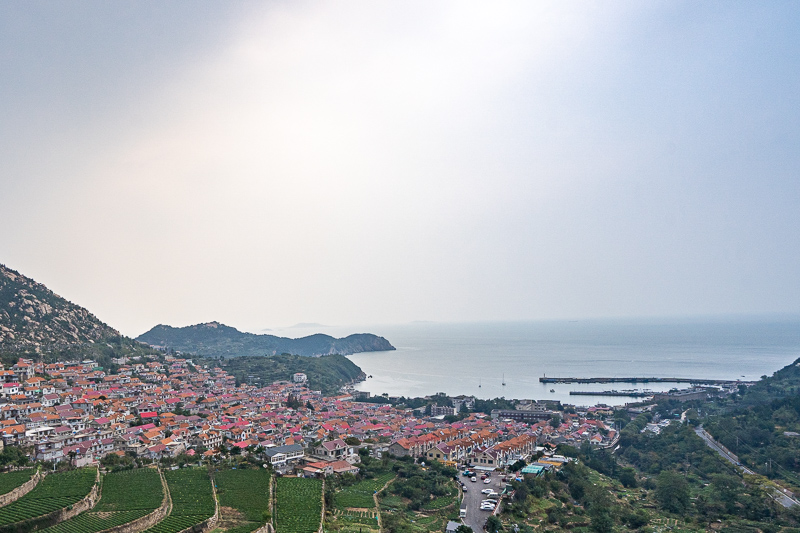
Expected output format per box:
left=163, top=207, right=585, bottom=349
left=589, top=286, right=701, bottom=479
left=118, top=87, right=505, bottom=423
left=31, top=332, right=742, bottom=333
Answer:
left=329, top=316, right=800, bottom=406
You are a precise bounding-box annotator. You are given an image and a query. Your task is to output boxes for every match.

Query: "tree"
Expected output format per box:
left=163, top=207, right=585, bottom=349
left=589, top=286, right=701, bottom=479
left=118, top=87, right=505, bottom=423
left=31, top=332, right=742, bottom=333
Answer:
left=618, top=467, right=637, bottom=488
left=590, top=511, right=614, bottom=533
left=455, top=526, right=473, bottom=533
left=655, top=471, right=689, bottom=514
left=0, top=446, right=29, bottom=468
left=510, top=459, right=526, bottom=472
left=286, top=394, right=302, bottom=409
left=486, top=515, right=503, bottom=533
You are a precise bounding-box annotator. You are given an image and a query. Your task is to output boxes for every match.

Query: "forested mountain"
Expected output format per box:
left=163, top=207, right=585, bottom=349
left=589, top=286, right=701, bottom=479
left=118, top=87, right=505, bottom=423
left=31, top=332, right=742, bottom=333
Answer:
left=136, top=322, right=395, bottom=358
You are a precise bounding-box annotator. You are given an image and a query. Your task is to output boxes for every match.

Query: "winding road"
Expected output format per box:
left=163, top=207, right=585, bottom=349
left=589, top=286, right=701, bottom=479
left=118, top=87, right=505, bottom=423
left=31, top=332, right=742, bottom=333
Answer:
left=695, top=426, right=799, bottom=508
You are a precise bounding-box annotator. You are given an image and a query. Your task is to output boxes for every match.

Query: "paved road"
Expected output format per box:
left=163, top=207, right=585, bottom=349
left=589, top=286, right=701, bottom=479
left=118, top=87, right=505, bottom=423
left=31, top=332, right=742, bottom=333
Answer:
left=695, top=426, right=799, bottom=508
left=460, top=472, right=505, bottom=532
left=694, top=427, right=752, bottom=473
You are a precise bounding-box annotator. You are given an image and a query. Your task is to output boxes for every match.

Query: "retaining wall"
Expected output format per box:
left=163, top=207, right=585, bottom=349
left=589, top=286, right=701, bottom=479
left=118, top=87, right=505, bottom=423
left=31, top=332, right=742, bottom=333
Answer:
left=176, top=471, right=219, bottom=533
left=0, top=467, right=101, bottom=533
left=0, top=469, right=44, bottom=507
left=99, top=468, right=171, bottom=533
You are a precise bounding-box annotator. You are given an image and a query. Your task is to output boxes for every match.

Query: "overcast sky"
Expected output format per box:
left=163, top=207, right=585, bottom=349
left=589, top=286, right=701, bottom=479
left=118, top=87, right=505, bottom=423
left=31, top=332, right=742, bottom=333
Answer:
left=2, top=1, right=799, bottom=337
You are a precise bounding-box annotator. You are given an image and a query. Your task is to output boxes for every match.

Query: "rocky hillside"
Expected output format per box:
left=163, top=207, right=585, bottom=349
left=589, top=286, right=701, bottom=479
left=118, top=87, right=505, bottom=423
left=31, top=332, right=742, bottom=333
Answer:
left=0, top=264, right=118, bottom=350
left=137, top=321, right=395, bottom=358
left=0, top=264, right=157, bottom=364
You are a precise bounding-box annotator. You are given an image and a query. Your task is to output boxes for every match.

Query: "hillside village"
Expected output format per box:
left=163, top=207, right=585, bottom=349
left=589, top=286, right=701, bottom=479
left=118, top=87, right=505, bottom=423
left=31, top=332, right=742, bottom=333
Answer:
left=0, top=355, right=618, bottom=473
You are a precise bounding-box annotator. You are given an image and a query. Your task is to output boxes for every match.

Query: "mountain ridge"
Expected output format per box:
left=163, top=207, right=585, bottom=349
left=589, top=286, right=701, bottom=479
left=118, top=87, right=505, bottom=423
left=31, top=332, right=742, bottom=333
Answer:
left=137, top=321, right=395, bottom=358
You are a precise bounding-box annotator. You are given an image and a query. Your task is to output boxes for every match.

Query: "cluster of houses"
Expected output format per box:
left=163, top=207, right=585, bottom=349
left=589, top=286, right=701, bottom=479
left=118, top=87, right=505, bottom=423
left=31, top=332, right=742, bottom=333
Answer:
left=0, top=356, right=619, bottom=475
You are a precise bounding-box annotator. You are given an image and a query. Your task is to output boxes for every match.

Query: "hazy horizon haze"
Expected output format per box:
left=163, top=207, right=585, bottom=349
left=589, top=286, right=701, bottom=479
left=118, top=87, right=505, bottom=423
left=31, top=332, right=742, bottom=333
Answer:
left=2, top=1, right=799, bottom=337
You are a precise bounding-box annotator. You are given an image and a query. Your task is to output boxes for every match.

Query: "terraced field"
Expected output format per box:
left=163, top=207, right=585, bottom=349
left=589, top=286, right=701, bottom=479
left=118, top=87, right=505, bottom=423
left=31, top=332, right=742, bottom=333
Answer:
left=0, top=469, right=35, bottom=497
left=142, top=467, right=215, bottom=533
left=331, top=472, right=393, bottom=533
left=275, top=477, right=322, bottom=533
left=39, top=467, right=164, bottom=533
left=0, top=467, right=96, bottom=528
left=215, top=468, right=271, bottom=533
left=334, top=472, right=394, bottom=509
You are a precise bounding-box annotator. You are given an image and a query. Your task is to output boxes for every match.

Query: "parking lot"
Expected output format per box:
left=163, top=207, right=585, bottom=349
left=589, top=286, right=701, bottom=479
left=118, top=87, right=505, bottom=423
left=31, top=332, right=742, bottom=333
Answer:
left=459, top=471, right=506, bottom=533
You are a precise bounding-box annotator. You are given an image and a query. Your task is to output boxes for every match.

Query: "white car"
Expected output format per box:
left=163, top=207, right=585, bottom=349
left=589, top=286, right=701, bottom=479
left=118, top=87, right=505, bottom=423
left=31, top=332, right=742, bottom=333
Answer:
left=471, top=476, right=477, bottom=482
left=483, top=478, right=491, bottom=484
left=480, top=504, right=495, bottom=511
left=482, top=499, right=498, bottom=505
left=481, top=488, right=493, bottom=494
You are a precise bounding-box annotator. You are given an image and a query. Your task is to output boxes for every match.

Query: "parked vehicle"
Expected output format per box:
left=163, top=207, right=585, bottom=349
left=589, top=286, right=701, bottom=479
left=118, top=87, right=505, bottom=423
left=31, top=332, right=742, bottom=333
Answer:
left=471, top=476, right=477, bottom=482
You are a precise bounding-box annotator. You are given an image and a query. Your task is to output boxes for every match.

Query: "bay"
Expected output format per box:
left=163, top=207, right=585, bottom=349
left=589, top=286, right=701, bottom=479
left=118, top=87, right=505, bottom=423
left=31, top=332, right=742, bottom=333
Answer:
left=331, top=316, right=800, bottom=406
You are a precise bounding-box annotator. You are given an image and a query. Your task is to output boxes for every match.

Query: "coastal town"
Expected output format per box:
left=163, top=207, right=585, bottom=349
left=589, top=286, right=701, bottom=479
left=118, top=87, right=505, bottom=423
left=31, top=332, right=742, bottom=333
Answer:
left=0, top=355, right=623, bottom=473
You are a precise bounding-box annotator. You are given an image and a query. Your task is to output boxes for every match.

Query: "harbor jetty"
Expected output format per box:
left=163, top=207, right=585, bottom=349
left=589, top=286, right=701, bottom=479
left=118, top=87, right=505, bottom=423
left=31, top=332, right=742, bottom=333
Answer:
left=540, top=376, right=749, bottom=385
left=569, top=390, right=653, bottom=397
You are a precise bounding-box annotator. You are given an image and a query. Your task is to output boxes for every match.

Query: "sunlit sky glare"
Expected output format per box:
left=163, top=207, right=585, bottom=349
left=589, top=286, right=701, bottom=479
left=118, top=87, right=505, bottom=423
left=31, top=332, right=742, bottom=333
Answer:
left=2, top=1, right=799, bottom=337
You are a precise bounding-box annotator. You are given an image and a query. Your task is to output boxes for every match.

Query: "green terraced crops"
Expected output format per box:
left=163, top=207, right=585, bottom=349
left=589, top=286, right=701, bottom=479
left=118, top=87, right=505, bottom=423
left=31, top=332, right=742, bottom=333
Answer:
left=335, top=473, right=394, bottom=509
left=275, top=477, right=322, bottom=533
left=142, top=467, right=214, bottom=533
left=0, top=470, right=34, bottom=497
left=421, top=493, right=455, bottom=511
left=0, top=468, right=96, bottom=527
left=39, top=468, right=164, bottom=533
left=215, top=468, right=271, bottom=526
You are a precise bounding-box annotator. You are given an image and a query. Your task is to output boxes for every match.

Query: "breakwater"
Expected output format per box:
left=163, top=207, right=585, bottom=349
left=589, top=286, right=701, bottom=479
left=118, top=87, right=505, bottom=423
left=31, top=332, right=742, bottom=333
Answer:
left=540, top=376, right=748, bottom=385
left=569, top=390, right=653, bottom=397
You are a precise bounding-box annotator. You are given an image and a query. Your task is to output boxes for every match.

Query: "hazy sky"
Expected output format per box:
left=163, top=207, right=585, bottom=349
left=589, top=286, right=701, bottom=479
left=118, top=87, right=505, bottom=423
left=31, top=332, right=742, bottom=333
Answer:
left=2, top=1, right=799, bottom=337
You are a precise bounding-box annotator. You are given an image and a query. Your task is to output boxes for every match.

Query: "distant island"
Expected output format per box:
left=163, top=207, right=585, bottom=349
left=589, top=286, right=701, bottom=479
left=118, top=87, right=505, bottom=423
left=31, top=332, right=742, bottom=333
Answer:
left=136, top=321, right=395, bottom=358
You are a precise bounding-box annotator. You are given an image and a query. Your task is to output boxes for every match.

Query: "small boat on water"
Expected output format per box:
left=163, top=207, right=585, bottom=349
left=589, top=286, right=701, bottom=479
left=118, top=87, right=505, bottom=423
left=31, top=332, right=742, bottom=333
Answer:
left=502, top=373, right=506, bottom=386
left=550, top=389, right=555, bottom=393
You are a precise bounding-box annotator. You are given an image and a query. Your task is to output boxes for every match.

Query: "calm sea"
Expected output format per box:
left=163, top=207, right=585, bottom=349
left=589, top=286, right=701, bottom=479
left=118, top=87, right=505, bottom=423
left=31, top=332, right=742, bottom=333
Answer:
left=273, top=317, right=800, bottom=406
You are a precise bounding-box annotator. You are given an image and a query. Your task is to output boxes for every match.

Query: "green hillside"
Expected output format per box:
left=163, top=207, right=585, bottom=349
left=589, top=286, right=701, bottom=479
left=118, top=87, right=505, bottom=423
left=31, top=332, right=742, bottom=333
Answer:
left=136, top=321, right=394, bottom=358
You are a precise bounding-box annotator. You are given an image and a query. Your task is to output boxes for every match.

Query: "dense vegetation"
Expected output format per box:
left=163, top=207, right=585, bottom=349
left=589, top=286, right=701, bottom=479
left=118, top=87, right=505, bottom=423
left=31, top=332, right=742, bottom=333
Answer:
left=377, top=458, right=460, bottom=533
left=211, top=354, right=364, bottom=395
left=39, top=468, right=163, bottom=533
left=275, top=477, right=323, bottom=533
left=143, top=467, right=215, bottom=533
left=137, top=322, right=394, bottom=358
left=0, top=467, right=96, bottom=529
left=672, top=356, right=800, bottom=488
left=214, top=467, right=272, bottom=533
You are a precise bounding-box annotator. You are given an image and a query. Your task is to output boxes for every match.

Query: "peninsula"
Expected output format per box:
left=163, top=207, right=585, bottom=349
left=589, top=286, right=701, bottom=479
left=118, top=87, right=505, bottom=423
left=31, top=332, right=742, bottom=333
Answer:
left=136, top=321, right=395, bottom=358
